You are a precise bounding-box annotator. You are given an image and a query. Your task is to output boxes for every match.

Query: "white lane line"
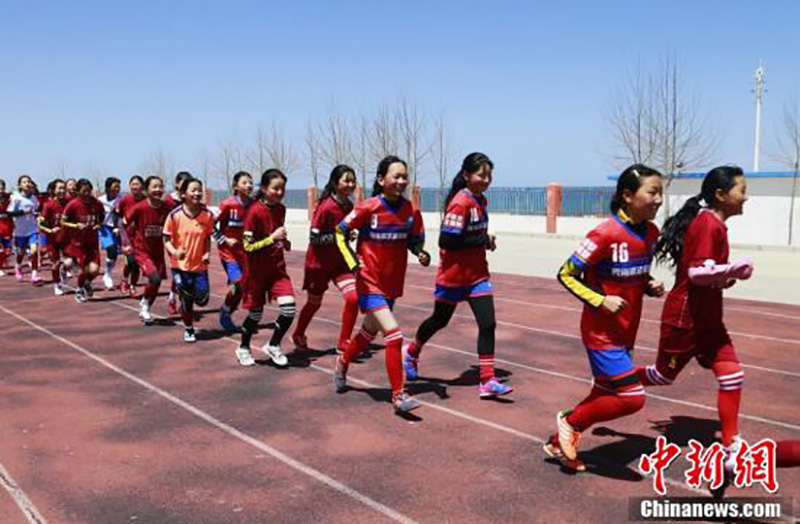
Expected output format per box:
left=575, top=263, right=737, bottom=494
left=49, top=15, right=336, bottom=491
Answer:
left=0, top=463, right=48, bottom=524
left=0, top=303, right=418, bottom=524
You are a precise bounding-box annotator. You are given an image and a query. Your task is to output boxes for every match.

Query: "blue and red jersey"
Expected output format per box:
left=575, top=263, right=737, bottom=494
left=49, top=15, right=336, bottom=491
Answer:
left=437, top=189, right=490, bottom=287
left=338, top=196, right=425, bottom=299
left=216, top=195, right=251, bottom=263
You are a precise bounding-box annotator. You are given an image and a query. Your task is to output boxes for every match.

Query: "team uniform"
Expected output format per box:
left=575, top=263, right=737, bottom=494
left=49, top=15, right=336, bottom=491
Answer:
left=237, top=199, right=294, bottom=367
left=640, top=209, right=747, bottom=449
left=163, top=191, right=182, bottom=313
left=126, top=198, right=170, bottom=322
left=334, top=195, right=425, bottom=409
left=35, top=193, right=49, bottom=253
left=293, top=195, right=357, bottom=352
left=39, top=197, right=71, bottom=291
left=62, top=196, right=105, bottom=301
left=0, top=192, right=12, bottom=274
left=163, top=205, right=215, bottom=341
left=215, top=194, right=251, bottom=332
left=548, top=210, right=659, bottom=469
left=98, top=193, right=122, bottom=290
left=117, top=193, right=145, bottom=293
left=403, top=188, right=510, bottom=396
left=8, top=191, right=40, bottom=282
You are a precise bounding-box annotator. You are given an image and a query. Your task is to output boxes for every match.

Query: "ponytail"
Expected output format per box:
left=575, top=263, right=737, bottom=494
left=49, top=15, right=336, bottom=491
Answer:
left=320, top=164, right=355, bottom=202
left=610, top=164, right=662, bottom=214
left=444, top=152, right=494, bottom=208
left=372, top=155, right=407, bottom=197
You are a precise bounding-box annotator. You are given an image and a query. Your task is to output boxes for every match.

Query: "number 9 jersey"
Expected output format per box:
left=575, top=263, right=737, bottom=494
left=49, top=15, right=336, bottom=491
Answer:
left=558, top=212, right=659, bottom=350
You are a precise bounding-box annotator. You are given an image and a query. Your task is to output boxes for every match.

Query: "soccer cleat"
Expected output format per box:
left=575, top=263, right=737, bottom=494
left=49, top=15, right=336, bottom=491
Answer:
left=219, top=309, right=238, bottom=333
left=478, top=377, right=514, bottom=398
left=54, top=283, right=65, bottom=296
left=261, top=343, right=288, bottom=367
left=723, top=435, right=743, bottom=474
left=333, top=355, right=348, bottom=393
left=167, top=293, right=179, bottom=316
left=139, top=298, right=154, bottom=325
left=103, top=273, right=114, bottom=291
left=557, top=410, right=581, bottom=461
left=74, top=288, right=87, bottom=303
left=292, top=332, right=308, bottom=350
left=543, top=433, right=587, bottom=472
left=184, top=328, right=197, bottom=343
left=392, top=391, right=420, bottom=414
left=402, top=341, right=419, bottom=381
left=31, top=270, right=42, bottom=285
left=15, top=267, right=23, bottom=281
left=235, top=347, right=256, bottom=367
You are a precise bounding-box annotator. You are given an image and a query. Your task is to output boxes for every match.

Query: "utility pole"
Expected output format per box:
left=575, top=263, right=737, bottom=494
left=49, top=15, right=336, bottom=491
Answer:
left=753, top=63, right=766, bottom=172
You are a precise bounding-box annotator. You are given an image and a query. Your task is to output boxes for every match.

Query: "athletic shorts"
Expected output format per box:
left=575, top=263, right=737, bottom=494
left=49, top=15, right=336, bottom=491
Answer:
left=135, top=252, right=167, bottom=279
left=222, top=259, right=244, bottom=285
left=99, top=225, right=119, bottom=251
left=358, top=293, right=396, bottom=313
left=13, top=234, right=37, bottom=253
left=37, top=232, right=47, bottom=247
left=172, top=269, right=210, bottom=303
left=242, top=273, right=294, bottom=310
left=302, top=267, right=355, bottom=295
left=47, top=242, right=69, bottom=263
left=658, top=324, right=738, bottom=371
left=67, top=244, right=101, bottom=268
left=1, top=237, right=11, bottom=251
left=434, top=279, right=493, bottom=304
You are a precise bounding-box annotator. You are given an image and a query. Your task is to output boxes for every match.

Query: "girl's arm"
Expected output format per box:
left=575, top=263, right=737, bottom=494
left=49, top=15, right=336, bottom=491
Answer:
left=557, top=257, right=606, bottom=308
left=557, top=233, right=626, bottom=312
left=688, top=258, right=754, bottom=286
left=243, top=230, right=277, bottom=252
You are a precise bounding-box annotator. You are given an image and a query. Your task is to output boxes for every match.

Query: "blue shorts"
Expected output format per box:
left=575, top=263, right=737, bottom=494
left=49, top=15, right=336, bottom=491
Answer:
left=1, top=238, right=11, bottom=251
left=587, top=348, right=639, bottom=389
left=434, top=279, right=493, bottom=304
left=172, top=269, right=210, bottom=304
left=13, top=234, right=37, bottom=253
left=358, top=294, right=395, bottom=313
left=222, top=260, right=243, bottom=284
left=99, top=225, right=119, bottom=251
left=37, top=232, right=47, bottom=247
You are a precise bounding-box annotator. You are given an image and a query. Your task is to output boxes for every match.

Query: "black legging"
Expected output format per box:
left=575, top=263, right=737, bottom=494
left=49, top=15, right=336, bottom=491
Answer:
left=416, top=295, right=496, bottom=357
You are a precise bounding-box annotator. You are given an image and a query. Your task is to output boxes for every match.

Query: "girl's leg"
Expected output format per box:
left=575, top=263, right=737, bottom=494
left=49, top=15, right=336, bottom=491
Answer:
left=407, top=300, right=456, bottom=359
left=777, top=441, right=800, bottom=468
left=104, top=244, right=117, bottom=289
left=341, top=312, right=380, bottom=366
left=240, top=308, right=262, bottom=350
left=369, top=307, right=406, bottom=400
left=334, top=275, right=359, bottom=352
left=467, top=295, right=498, bottom=385
left=268, top=296, right=296, bottom=348
left=712, top=359, right=744, bottom=447
left=293, top=292, right=324, bottom=346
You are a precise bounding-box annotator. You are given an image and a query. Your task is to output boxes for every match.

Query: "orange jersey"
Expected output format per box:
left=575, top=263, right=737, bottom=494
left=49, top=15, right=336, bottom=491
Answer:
left=163, top=205, right=215, bottom=272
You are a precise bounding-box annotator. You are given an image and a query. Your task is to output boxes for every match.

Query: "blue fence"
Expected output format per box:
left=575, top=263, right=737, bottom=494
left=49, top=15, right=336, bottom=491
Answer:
left=210, top=186, right=614, bottom=217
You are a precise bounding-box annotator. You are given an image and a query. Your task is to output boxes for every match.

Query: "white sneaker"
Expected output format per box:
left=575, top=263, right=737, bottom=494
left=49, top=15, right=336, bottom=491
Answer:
left=235, top=347, right=256, bottom=366
left=103, top=273, right=114, bottom=291
left=0, top=270, right=6, bottom=277
left=724, top=435, right=743, bottom=473
left=184, top=328, right=197, bottom=343
left=54, top=283, right=65, bottom=296
left=557, top=410, right=581, bottom=461
left=261, top=343, right=288, bottom=367
left=139, top=299, right=153, bottom=325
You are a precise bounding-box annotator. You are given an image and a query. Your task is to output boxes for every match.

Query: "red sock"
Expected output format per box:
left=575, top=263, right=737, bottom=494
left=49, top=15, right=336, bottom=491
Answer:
left=51, top=264, right=60, bottom=283
left=479, top=355, right=495, bottom=383
left=338, top=288, right=359, bottom=351
left=224, top=285, right=243, bottom=312
left=713, top=361, right=743, bottom=446
left=30, top=253, right=39, bottom=271
left=343, top=326, right=376, bottom=365
left=777, top=440, right=800, bottom=468
left=294, top=294, right=322, bottom=339
left=635, top=364, right=674, bottom=387
left=407, top=338, right=421, bottom=358
left=384, top=328, right=404, bottom=395
left=566, top=384, right=645, bottom=431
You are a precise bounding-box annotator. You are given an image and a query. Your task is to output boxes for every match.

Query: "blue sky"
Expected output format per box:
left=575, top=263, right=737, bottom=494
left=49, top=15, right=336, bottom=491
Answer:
left=1, top=1, right=798, bottom=188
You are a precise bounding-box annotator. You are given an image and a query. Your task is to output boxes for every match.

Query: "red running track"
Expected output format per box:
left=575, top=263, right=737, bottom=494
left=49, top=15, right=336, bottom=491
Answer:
left=1, top=250, right=798, bottom=523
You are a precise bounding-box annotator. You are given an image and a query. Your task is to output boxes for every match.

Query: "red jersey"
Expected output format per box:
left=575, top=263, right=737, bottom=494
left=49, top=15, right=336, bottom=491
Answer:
left=340, top=196, right=425, bottom=299
left=572, top=215, right=659, bottom=350
left=163, top=192, right=181, bottom=211
left=216, top=195, right=251, bottom=263
left=0, top=192, right=12, bottom=238
left=437, top=189, right=490, bottom=287
left=127, top=199, right=170, bottom=260
left=41, top=198, right=70, bottom=245
left=63, top=196, right=105, bottom=251
left=661, top=210, right=728, bottom=329
left=243, top=200, right=287, bottom=275
left=305, top=196, right=353, bottom=272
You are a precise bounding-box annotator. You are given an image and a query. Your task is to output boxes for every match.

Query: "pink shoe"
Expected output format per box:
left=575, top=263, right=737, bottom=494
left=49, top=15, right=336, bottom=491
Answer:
left=31, top=271, right=43, bottom=285
left=15, top=267, right=23, bottom=281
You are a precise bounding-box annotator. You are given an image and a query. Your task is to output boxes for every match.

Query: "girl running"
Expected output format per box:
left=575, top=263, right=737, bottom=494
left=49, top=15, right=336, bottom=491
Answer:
left=216, top=171, right=253, bottom=333
left=125, top=176, right=170, bottom=325
left=0, top=179, right=12, bottom=276
left=333, top=155, right=431, bottom=414
left=38, top=179, right=72, bottom=295
left=8, top=175, right=41, bottom=283
left=292, top=164, right=359, bottom=353
left=237, top=169, right=295, bottom=367
left=65, top=179, right=78, bottom=201
left=403, top=153, right=512, bottom=398
left=98, top=176, right=122, bottom=291
left=643, top=166, right=752, bottom=466
left=163, top=178, right=215, bottom=343
left=117, top=175, right=146, bottom=296
left=165, top=171, right=194, bottom=315
left=546, top=164, right=664, bottom=471
left=62, top=179, right=105, bottom=302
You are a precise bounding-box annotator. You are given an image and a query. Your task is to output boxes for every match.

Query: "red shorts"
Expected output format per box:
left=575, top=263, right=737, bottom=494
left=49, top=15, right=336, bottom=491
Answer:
left=66, top=243, right=101, bottom=268
left=658, top=323, right=738, bottom=372
left=302, top=266, right=354, bottom=295
left=242, top=270, right=294, bottom=310
left=135, top=252, right=167, bottom=279
left=47, top=242, right=69, bottom=263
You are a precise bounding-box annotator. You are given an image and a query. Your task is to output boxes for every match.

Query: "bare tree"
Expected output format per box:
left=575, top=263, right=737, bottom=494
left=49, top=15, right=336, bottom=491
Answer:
left=85, top=163, right=107, bottom=193
left=213, top=138, right=242, bottom=189
left=248, top=125, right=270, bottom=177
left=397, top=97, right=430, bottom=187
left=139, top=148, right=172, bottom=179
left=431, top=113, right=451, bottom=216
left=304, top=119, right=323, bottom=188
left=264, top=120, right=300, bottom=175
left=774, top=97, right=800, bottom=245
left=606, top=54, right=717, bottom=215
left=369, top=102, right=400, bottom=167
left=319, top=106, right=352, bottom=167
left=350, top=113, right=372, bottom=189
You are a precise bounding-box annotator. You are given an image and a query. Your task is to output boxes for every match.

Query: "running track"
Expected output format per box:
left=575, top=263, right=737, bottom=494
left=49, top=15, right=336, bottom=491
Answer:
left=1, top=250, right=798, bottom=523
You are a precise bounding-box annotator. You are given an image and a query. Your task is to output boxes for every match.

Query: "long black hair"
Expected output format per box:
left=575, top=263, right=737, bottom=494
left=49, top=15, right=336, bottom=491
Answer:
left=104, top=176, right=121, bottom=195
left=255, top=168, right=288, bottom=202
left=444, top=152, right=494, bottom=208
left=609, top=164, right=663, bottom=214
left=654, top=165, right=744, bottom=267
left=75, top=178, right=93, bottom=194
left=129, top=174, right=144, bottom=186
left=320, top=164, right=356, bottom=202
left=371, top=155, right=407, bottom=197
